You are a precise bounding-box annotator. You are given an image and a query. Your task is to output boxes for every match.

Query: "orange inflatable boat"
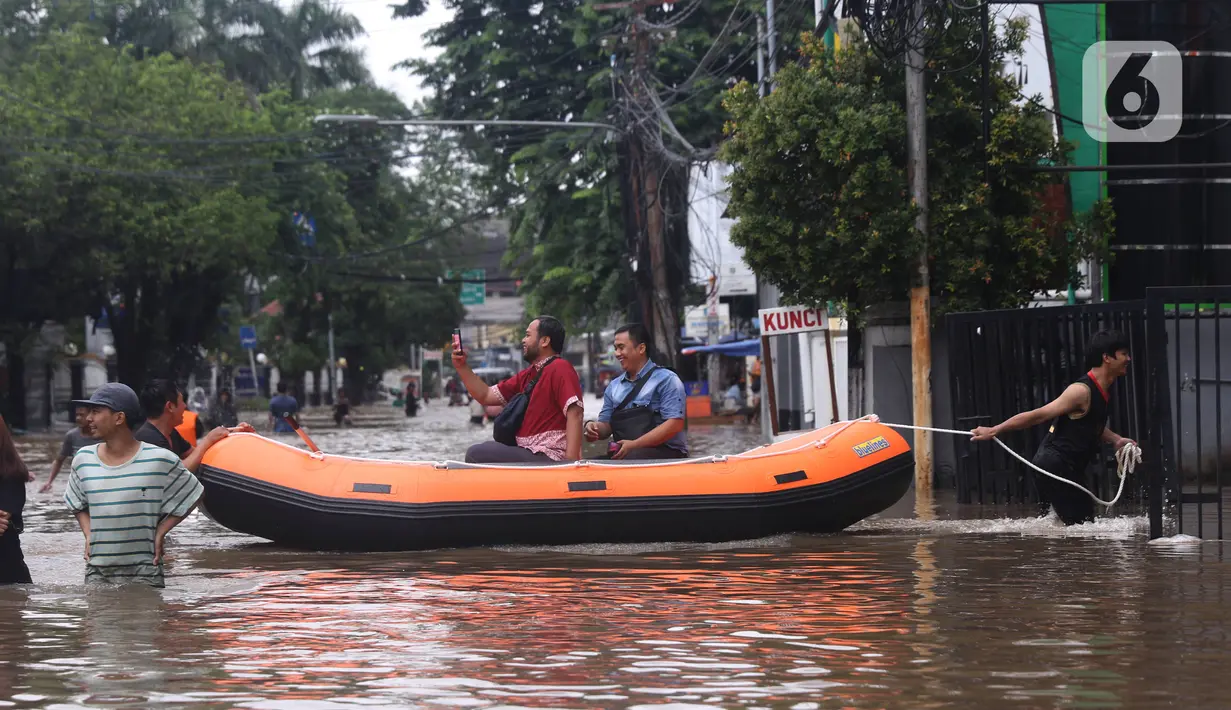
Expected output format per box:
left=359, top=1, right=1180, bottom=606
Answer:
left=196, top=419, right=913, bottom=551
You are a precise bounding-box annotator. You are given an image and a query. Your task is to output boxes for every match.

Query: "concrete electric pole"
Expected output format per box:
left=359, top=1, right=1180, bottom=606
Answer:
left=905, top=0, right=933, bottom=495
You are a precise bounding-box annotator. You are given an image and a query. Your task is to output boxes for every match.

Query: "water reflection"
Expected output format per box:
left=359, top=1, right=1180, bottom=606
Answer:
left=4, top=405, right=1229, bottom=708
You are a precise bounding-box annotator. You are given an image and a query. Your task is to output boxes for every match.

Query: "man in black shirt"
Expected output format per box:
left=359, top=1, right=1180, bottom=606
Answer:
left=136, top=379, right=251, bottom=473
left=970, top=331, right=1135, bottom=525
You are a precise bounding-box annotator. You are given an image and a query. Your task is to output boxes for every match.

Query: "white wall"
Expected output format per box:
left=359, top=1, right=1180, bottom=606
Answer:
left=688, top=163, right=757, bottom=298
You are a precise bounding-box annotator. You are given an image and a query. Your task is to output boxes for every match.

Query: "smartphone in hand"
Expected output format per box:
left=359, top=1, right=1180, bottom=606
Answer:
left=451, top=328, right=462, bottom=352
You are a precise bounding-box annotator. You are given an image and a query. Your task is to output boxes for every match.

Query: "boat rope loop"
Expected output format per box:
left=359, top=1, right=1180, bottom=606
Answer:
left=873, top=416, right=1143, bottom=508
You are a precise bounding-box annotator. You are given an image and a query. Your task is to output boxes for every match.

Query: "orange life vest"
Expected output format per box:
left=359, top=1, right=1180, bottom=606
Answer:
left=176, top=410, right=199, bottom=448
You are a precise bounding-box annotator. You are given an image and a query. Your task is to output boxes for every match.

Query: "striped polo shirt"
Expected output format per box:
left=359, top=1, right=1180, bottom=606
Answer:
left=65, top=442, right=203, bottom=587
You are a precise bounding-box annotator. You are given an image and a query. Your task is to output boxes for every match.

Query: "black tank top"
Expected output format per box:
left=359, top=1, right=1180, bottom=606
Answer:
left=1040, top=371, right=1109, bottom=469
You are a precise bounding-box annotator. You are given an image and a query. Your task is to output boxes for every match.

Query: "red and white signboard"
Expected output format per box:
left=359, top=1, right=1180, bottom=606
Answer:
left=758, top=305, right=829, bottom=336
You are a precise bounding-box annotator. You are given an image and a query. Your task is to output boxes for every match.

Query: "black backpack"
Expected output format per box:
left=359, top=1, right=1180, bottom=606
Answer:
left=491, top=356, right=559, bottom=446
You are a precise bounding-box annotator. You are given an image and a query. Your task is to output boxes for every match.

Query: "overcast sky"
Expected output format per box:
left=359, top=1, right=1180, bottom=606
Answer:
left=334, top=0, right=452, bottom=111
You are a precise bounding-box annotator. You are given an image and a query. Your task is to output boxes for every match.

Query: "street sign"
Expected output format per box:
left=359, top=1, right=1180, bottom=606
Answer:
left=292, top=211, right=316, bottom=247
left=447, top=269, right=486, bottom=306
left=239, top=325, right=257, bottom=350
left=758, top=305, right=830, bottom=337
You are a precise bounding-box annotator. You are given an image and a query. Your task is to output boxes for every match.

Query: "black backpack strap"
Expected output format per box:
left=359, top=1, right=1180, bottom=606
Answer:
left=524, top=356, right=558, bottom=396
left=615, top=365, right=658, bottom=411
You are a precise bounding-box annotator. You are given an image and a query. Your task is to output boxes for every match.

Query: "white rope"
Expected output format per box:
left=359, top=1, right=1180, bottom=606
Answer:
left=877, top=420, right=1143, bottom=508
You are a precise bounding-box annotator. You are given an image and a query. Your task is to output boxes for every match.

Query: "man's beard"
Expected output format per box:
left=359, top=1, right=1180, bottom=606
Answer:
left=523, top=344, right=540, bottom=363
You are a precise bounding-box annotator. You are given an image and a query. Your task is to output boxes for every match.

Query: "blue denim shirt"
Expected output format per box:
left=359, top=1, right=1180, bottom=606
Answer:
left=599, top=360, right=688, bottom=453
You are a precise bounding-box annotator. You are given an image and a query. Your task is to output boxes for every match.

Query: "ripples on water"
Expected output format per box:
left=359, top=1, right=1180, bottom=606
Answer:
left=4, top=404, right=1229, bottom=708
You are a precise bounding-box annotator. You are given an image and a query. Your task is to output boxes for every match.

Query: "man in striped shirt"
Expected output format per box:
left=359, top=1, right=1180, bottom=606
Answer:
left=65, top=383, right=203, bottom=588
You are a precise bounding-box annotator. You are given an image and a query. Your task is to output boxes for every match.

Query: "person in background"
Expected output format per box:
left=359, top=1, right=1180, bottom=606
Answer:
left=454, top=316, right=584, bottom=463
left=404, top=382, right=419, bottom=418
left=269, top=381, right=298, bottom=434
left=188, top=387, right=210, bottom=422
left=138, top=379, right=246, bottom=473
left=40, top=405, right=100, bottom=493
left=0, top=414, right=33, bottom=584
left=209, top=389, right=239, bottom=429
left=333, top=387, right=352, bottom=427
left=723, top=379, right=743, bottom=412
left=584, top=323, right=688, bottom=460
left=65, top=383, right=203, bottom=588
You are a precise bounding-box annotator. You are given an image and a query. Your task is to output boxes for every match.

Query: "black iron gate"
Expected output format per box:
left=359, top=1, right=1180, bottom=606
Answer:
left=1146, top=286, right=1231, bottom=540
left=945, top=302, right=1151, bottom=512
left=946, top=290, right=1231, bottom=539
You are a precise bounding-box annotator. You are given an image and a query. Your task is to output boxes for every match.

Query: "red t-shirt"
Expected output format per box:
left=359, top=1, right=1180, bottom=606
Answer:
left=491, top=357, right=583, bottom=460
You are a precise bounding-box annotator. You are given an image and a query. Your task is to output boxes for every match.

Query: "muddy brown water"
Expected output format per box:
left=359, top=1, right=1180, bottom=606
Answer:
left=3, top=401, right=1227, bottom=708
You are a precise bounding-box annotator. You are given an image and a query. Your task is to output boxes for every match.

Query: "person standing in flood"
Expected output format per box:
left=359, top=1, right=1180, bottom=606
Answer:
left=66, top=383, right=204, bottom=588
left=333, top=388, right=352, bottom=427
left=137, top=379, right=236, bottom=473
left=0, top=415, right=33, bottom=584
left=208, top=389, right=239, bottom=429
left=40, top=405, right=100, bottom=493
left=404, top=382, right=419, bottom=418
left=269, top=381, right=299, bottom=434
left=970, top=330, right=1136, bottom=525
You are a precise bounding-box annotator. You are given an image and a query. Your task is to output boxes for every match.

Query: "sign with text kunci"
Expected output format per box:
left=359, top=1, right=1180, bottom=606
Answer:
left=758, top=305, right=829, bottom=337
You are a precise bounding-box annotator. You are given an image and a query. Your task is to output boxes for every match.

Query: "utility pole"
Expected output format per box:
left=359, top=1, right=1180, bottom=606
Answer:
left=766, top=0, right=778, bottom=90
left=756, top=16, right=766, bottom=97
left=327, top=311, right=336, bottom=403
left=599, top=0, right=680, bottom=366
left=707, top=275, right=722, bottom=413
left=905, top=0, right=933, bottom=496
left=756, top=0, right=779, bottom=441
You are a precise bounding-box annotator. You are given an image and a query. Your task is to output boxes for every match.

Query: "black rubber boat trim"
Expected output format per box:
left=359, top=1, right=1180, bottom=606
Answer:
left=199, top=451, right=914, bottom=520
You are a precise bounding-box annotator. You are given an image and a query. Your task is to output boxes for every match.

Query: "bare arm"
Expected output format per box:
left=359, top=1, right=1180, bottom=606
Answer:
left=180, top=428, right=230, bottom=473
left=1102, top=426, right=1133, bottom=448
left=42, top=456, right=66, bottom=493
left=74, top=510, right=91, bottom=561
left=972, top=383, right=1089, bottom=440
left=74, top=510, right=91, bottom=538
left=153, top=504, right=197, bottom=564
left=451, top=348, right=502, bottom=406
left=565, top=405, right=583, bottom=461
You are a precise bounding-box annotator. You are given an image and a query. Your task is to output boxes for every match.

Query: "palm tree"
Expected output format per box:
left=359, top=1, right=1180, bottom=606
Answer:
left=246, top=0, right=370, bottom=100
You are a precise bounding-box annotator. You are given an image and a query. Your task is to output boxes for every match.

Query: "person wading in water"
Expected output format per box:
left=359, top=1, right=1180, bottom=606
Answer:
left=970, top=330, right=1135, bottom=525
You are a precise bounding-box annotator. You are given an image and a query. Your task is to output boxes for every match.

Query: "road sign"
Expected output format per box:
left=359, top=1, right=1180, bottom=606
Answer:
left=758, top=305, right=829, bottom=337
left=239, top=325, right=257, bottom=350
left=292, top=211, right=316, bottom=247
left=447, top=269, right=486, bottom=306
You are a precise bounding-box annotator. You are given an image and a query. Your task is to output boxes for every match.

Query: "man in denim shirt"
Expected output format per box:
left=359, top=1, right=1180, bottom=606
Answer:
left=584, top=323, right=688, bottom=460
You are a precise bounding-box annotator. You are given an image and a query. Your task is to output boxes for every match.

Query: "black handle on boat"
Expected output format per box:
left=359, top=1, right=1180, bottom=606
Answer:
left=281, top=412, right=322, bottom=454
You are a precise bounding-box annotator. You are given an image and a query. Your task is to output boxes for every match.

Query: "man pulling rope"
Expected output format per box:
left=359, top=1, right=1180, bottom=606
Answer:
left=969, top=330, right=1137, bottom=525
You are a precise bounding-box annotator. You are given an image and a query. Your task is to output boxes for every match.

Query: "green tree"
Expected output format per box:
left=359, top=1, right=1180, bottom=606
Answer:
left=719, top=21, right=1113, bottom=317
left=397, top=0, right=814, bottom=341
left=257, top=86, right=470, bottom=403
left=0, top=27, right=288, bottom=383
left=243, top=0, right=370, bottom=100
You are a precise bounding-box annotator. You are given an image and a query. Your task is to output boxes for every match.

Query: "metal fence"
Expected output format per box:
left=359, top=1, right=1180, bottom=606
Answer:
left=1146, top=287, right=1231, bottom=540
left=945, top=302, right=1151, bottom=511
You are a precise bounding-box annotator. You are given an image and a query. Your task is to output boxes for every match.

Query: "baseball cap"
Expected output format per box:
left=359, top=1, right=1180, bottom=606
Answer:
left=72, top=383, right=144, bottom=427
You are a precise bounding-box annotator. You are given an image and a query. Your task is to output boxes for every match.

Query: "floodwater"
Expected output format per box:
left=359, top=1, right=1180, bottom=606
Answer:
left=4, top=400, right=1229, bottom=709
